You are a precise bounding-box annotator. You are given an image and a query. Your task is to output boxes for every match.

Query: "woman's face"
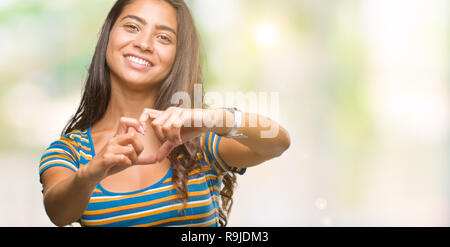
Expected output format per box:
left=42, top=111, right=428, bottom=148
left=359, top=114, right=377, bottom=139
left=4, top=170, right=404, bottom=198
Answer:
left=106, top=0, right=178, bottom=90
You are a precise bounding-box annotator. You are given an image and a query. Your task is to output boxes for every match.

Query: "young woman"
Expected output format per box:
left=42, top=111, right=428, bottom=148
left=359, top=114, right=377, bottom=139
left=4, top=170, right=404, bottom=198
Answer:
left=39, top=0, right=290, bottom=227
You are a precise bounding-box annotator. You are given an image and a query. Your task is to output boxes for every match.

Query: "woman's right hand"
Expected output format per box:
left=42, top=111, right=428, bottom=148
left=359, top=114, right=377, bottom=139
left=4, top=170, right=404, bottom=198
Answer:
left=85, top=117, right=155, bottom=182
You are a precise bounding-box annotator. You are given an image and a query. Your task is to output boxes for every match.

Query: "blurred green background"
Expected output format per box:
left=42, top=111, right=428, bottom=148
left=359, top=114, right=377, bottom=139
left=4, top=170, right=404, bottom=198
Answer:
left=0, top=0, right=448, bottom=226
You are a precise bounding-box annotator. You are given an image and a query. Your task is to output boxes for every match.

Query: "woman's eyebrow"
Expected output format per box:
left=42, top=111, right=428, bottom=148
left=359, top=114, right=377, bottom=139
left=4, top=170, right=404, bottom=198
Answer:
left=155, top=24, right=177, bottom=36
left=121, top=15, right=177, bottom=36
left=121, top=14, right=147, bottom=25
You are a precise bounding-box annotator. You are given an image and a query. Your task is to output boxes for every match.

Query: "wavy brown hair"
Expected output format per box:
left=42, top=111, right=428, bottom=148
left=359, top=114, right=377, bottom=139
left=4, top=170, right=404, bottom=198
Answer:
left=62, top=0, right=237, bottom=227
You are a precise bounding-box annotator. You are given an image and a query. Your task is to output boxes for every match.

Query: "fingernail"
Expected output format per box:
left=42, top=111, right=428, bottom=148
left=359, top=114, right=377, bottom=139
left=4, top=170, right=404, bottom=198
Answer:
left=139, top=126, right=145, bottom=134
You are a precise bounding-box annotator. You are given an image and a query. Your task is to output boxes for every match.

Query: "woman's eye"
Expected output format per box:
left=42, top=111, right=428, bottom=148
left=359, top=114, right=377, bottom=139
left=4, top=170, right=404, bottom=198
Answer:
left=158, top=35, right=172, bottom=43
left=124, top=24, right=138, bottom=31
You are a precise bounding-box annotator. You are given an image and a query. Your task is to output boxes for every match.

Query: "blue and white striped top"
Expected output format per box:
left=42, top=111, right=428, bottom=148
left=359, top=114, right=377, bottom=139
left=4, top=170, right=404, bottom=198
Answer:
left=39, top=127, right=245, bottom=227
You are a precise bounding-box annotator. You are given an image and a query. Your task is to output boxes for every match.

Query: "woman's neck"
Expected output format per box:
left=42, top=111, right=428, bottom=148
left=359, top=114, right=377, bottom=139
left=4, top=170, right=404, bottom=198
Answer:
left=94, top=79, right=160, bottom=132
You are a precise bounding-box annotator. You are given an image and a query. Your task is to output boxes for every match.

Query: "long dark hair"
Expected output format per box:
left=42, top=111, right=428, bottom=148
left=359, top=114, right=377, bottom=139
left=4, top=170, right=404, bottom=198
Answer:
left=62, top=0, right=236, bottom=227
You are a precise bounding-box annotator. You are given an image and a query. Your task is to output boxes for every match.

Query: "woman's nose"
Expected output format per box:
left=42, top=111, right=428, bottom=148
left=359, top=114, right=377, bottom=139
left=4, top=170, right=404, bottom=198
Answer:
left=134, top=35, right=154, bottom=52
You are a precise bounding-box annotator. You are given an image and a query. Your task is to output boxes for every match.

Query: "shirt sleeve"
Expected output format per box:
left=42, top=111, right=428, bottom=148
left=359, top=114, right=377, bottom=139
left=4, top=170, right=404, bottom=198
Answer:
left=39, top=139, right=80, bottom=179
left=200, top=132, right=246, bottom=176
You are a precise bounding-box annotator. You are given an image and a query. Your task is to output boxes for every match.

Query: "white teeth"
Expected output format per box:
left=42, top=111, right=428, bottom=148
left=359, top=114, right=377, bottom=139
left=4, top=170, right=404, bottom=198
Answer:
left=126, top=56, right=152, bottom=67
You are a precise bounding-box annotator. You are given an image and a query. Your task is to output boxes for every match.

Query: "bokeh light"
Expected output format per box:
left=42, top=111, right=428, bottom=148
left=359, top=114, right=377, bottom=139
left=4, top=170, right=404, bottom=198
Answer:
left=252, top=20, right=279, bottom=50
left=0, top=0, right=448, bottom=226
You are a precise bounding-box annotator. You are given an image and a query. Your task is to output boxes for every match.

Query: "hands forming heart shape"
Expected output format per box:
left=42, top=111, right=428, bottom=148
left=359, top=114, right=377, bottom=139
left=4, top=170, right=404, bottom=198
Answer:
left=123, top=107, right=211, bottom=163
left=138, top=107, right=204, bottom=163
left=92, top=107, right=219, bottom=180
left=92, top=107, right=222, bottom=180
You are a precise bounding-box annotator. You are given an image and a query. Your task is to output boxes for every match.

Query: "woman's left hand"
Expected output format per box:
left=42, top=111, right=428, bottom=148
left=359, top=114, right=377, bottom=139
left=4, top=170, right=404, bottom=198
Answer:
left=139, top=107, right=221, bottom=162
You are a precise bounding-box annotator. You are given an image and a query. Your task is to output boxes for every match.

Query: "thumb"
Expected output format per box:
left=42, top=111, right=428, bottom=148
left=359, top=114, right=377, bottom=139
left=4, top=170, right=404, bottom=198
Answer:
left=116, top=117, right=145, bottom=136
left=136, top=152, right=157, bottom=165
left=156, top=140, right=177, bottom=162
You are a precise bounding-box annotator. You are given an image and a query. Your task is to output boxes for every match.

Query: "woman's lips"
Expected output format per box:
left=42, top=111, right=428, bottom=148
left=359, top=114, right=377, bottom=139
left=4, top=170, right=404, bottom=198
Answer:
left=124, top=55, right=153, bottom=71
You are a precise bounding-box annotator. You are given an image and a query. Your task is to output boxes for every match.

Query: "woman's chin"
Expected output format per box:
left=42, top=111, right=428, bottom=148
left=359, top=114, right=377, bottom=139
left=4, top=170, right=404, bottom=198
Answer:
left=112, top=69, right=164, bottom=90
left=122, top=78, right=161, bottom=91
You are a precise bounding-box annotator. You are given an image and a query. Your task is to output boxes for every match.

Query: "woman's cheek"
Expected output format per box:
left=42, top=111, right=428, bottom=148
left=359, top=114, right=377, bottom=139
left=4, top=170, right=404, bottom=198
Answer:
left=160, top=46, right=177, bottom=69
left=106, top=31, right=120, bottom=65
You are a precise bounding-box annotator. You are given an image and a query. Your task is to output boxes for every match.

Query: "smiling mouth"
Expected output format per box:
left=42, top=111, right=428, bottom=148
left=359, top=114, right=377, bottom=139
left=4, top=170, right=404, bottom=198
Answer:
left=125, top=55, right=153, bottom=67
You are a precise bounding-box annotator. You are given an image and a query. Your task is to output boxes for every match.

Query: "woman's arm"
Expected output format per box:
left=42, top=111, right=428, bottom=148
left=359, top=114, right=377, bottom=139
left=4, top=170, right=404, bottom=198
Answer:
left=41, top=166, right=99, bottom=226
left=211, top=109, right=291, bottom=168
left=41, top=118, right=147, bottom=226
left=140, top=107, right=291, bottom=169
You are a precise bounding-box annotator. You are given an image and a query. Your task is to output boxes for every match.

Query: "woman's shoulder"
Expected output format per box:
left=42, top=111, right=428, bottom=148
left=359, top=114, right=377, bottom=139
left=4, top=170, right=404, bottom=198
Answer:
left=46, top=128, right=92, bottom=156
left=58, top=128, right=90, bottom=146
left=63, top=128, right=90, bottom=142
left=39, top=128, right=92, bottom=176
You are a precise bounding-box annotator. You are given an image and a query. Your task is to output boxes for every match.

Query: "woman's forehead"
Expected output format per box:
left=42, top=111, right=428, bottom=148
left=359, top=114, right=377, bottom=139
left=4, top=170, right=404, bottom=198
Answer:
left=119, top=0, right=178, bottom=31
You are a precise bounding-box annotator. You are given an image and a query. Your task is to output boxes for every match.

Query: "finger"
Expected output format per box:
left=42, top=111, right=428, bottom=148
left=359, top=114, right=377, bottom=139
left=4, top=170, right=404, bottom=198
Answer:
left=112, top=154, right=132, bottom=168
left=139, top=108, right=163, bottom=130
left=151, top=112, right=172, bottom=143
left=127, top=126, right=139, bottom=137
left=123, top=127, right=158, bottom=165
left=180, top=109, right=192, bottom=128
left=151, top=108, right=172, bottom=126
left=136, top=152, right=157, bottom=165
left=161, top=109, right=184, bottom=144
left=106, top=154, right=132, bottom=174
left=173, top=113, right=185, bottom=144
left=113, top=144, right=139, bottom=165
left=178, top=109, right=193, bottom=140
left=114, top=131, right=144, bottom=155
left=143, top=111, right=164, bottom=137
left=156, top=140, right=177, bottom=162
left=151, top=122, right=166, bottom=143
left=117, top=117, right=145, bottom=135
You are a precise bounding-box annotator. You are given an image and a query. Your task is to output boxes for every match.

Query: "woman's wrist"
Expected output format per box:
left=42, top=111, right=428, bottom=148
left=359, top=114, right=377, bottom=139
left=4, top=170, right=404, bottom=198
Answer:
left=209, top=108, right=234, bottom=136
left=76, top=160, right=103, bottom=188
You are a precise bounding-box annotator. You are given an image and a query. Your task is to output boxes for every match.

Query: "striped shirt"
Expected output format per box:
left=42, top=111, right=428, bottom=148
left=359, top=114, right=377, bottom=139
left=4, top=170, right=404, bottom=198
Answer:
left=39, top=127, right=245, bottom=227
